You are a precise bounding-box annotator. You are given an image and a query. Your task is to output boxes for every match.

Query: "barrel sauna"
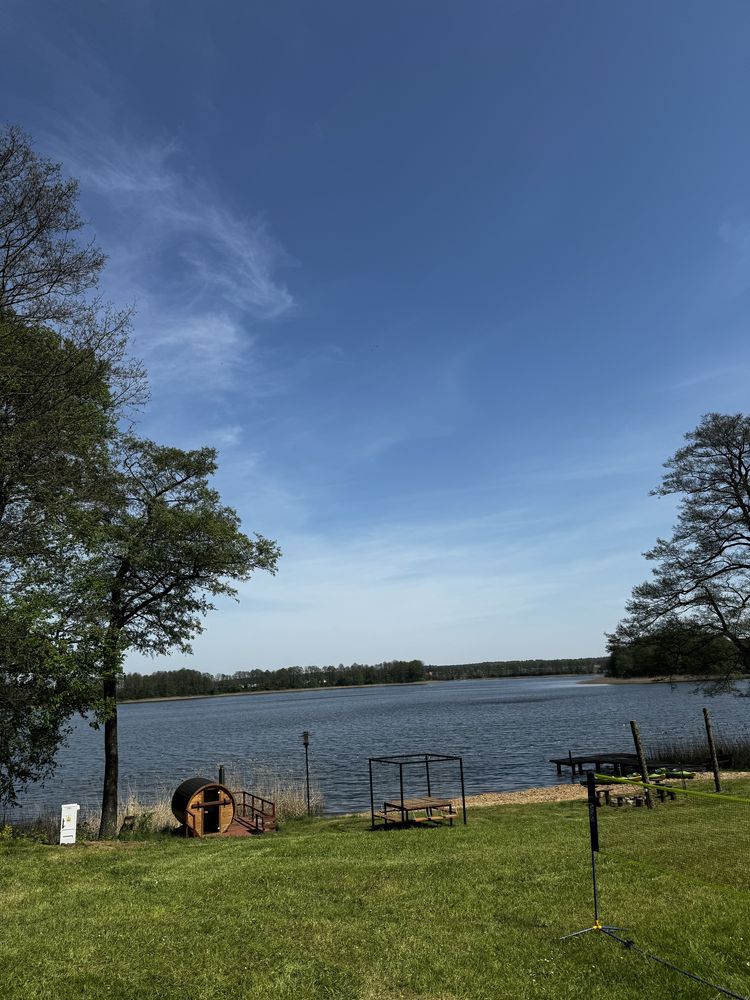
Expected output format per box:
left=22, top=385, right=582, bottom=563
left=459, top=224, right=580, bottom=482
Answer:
left=171, top=776, right=236, bottom=836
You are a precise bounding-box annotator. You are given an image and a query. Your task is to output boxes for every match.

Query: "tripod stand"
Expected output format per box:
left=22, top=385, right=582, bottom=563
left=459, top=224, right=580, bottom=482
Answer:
left=560, top=771, right=626, bottom=942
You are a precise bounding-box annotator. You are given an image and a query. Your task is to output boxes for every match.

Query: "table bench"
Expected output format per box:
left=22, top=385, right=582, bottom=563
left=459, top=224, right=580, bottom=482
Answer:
left=377, top=796, right=456, bottom=828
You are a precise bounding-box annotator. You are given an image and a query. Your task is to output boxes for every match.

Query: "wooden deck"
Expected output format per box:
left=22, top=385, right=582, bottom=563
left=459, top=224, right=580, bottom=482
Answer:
left=549, top=753, right=641, bottom=776
left=550, top=752, right=725, bottom=777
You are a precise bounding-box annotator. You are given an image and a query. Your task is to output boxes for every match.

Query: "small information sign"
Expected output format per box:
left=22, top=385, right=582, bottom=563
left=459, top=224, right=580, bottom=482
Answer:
left=59, top=803, right=80, bottom=845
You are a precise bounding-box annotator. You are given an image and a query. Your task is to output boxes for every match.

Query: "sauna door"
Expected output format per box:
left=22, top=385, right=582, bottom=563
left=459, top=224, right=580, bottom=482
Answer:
left=203, top=788, right=220, bottom=834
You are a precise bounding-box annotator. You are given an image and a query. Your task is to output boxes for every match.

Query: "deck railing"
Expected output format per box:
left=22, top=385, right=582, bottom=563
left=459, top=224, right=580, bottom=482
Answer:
left=236, top=790, right=276, bottom=832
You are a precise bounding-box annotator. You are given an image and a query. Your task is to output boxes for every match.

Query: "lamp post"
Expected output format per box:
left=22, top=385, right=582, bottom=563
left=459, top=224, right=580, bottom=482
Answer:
left=302, top=731, right=311, bottom=816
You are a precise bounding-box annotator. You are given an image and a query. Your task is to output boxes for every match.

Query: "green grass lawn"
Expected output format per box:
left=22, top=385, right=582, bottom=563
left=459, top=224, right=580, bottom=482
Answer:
left=2, top=786, right=749, bottom=1000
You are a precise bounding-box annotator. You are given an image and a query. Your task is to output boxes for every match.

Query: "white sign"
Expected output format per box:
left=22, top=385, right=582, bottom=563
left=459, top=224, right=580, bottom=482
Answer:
left=59, top=803, right=80, bottom=845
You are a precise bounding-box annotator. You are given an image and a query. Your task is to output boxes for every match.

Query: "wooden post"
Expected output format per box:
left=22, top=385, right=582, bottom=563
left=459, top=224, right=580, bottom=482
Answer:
left=703, top=707, right=722, bottom=793
left=218, top=764, right=225, bottom=785
left=629, top=720, right=653, bottom=808
left=568, top=749, right=575, bottom=784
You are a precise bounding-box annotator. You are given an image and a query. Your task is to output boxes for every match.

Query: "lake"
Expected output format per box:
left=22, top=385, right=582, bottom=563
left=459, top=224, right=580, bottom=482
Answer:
left=13, top=675, right=750, bottom=817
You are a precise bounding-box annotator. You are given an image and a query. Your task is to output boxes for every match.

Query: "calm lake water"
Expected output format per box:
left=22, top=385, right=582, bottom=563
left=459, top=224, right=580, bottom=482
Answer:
left=14, top=675, right=750, bottom=816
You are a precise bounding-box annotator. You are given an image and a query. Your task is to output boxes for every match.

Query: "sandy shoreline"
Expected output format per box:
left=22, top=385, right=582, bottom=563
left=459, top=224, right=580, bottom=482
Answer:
left=456, top=771, right=750, bottom=808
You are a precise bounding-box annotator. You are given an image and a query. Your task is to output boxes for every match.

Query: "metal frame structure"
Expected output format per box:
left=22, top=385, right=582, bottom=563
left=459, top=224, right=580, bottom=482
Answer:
left=368, top=752, right=467, bottom=829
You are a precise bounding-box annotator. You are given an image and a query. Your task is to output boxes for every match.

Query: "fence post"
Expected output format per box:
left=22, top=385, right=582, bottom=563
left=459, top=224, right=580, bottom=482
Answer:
left=630, top=720, right=653, bottom=809
left=703, top=707, right=722, bottom=793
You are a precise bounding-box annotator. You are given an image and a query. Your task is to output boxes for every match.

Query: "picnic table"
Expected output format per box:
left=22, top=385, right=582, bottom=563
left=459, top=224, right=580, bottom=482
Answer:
left=379, top=795, right=456, bottom=827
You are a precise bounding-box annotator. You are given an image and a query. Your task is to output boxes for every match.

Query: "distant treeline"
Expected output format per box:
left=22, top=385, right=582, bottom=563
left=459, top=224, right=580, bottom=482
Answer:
left=426, top=658, right=603, bottom=680
left=117, top=656, right=602, bottom=701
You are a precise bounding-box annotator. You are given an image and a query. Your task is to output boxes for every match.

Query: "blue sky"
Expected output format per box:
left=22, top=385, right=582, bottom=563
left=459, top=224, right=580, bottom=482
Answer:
left=3, top=2, right=750, bottom=671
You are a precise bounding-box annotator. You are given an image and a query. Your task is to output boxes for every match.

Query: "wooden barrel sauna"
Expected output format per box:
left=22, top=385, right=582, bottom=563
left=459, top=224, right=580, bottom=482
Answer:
left=171, top=776, right=236, bottom=837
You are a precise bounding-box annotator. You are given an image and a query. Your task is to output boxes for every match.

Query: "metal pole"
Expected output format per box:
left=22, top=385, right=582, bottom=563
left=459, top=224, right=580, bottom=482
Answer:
left=369, top=759, right=375, bottom=829
left=586, top=771, right=600, bottom=921
left=630, top=720, right=653, bottom=808
left=302, top=731, right=311, bottom=816
left=425, top=754, right=432, bottom=797
left=459, top=756, right=467, bottom=825
left=703, top=707, right=722, bottom=793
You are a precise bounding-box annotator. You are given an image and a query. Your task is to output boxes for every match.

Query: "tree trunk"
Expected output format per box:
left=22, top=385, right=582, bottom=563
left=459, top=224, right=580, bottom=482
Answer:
left=98, top=673, right=119, bottom=839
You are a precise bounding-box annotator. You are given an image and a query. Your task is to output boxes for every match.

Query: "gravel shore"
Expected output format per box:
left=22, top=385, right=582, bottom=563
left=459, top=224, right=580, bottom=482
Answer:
left=459, top=771, right=750, bottom=808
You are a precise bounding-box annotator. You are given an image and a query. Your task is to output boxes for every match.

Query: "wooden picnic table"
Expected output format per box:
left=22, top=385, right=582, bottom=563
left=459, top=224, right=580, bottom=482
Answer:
left=381, top=795, right=456, bottom=826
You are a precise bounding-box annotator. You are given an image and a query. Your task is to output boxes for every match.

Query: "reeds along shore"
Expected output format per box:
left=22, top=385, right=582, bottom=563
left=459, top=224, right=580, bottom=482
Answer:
left=645, top=731, right=750, bottom=770
left=4, top=764, right=324, bottom=842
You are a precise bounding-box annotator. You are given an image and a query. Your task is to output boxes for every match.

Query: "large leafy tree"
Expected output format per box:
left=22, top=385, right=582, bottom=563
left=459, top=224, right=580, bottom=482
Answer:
left=0, top=127, right=280, bottom=832
left=0, top=126, right=141, bottom=808
left=609, top=413, right=750, bottom=688
left=0, top=316, right=114, bottom=582
left=0, top=316, right=118, bottom=805
left=66, top=436, right=280, bottom=839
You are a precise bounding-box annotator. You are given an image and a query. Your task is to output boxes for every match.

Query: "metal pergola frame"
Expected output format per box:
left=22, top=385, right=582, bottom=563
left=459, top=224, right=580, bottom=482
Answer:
left=368, top=752, right=467, bottom=829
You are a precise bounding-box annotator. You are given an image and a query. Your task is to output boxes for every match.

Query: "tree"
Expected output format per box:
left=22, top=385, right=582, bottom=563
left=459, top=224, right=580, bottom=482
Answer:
left=66, top=435, right=280, bottom=838
left=0, top=598, right=96, bottom=806
left=0, top=124, right=105, bottom=324
left=0, top=127, right=279, bottom=831
left=609, top=413, right=750, bottom=688
left=0, top=315, right=114, bottom=584
left=0, top=127, right=141, bottom=810
left=0, top=125, right=142, bottom=405
left=0, top=316, right=120, bottom=807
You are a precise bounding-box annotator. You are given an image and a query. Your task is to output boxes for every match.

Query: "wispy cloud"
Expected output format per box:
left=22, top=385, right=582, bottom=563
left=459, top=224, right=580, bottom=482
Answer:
left=139, top=310, right=255, bottom=390
left=672, top=364, right=749, bottom=390
left=70, top=135, right=180, bottom=194
left=173, top=205, right=294, bottom=319
left=46, top=127, right=295, bottom=401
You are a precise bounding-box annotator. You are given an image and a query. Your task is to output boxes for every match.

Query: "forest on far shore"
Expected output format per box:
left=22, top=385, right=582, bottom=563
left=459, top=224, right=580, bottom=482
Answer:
left=117, top=656, right=603, bottom=701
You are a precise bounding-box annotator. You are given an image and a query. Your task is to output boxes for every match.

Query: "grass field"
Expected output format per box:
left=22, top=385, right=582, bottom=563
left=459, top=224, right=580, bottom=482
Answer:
left=2, top=784, right=749, bottom=1000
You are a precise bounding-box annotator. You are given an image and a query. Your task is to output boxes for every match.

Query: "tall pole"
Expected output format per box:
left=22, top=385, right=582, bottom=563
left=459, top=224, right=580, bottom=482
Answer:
left=369, top=759, right=375, bottom=829
left=586, top=770, right=600, bottom=921
left=302, top=731, right=311, bottom=816
left=703, top=707, right=722, bottom=793
left=459, top=756, right=467, bottom=825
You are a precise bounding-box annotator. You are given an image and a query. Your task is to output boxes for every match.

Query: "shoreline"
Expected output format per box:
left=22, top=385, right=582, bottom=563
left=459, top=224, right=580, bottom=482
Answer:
left=579, top=674, right=750, bottom=685
left=16, top=772, right=749, bottom=823
left=352, top=770, right=750, bottom=814
left=452, top=770, right=750, bottom=808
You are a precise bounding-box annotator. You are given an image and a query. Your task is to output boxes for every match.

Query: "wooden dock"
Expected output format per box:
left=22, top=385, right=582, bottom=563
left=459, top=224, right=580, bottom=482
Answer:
left=550, top=751, right=727, bottom=779
left=549, top=752, right=641, bottom=777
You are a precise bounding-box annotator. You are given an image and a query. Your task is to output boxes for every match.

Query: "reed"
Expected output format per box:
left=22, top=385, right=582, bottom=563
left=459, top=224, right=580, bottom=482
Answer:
left=224, top=762, right=324, bottom=819
left=644, top=729, right=750, bottom=769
